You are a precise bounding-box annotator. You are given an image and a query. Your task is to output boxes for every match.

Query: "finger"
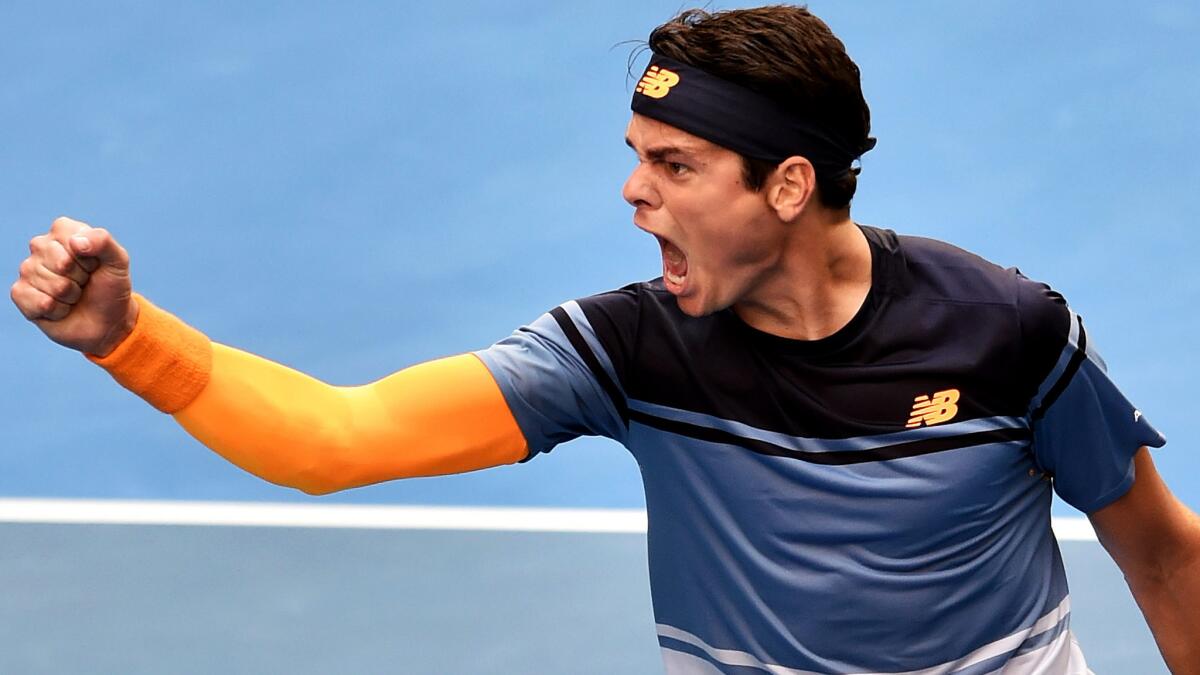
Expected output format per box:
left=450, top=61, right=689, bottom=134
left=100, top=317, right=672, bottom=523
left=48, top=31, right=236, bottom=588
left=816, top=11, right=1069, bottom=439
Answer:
left=30, top=233, right=96, bottom=277
left=68, top=227, right=129, bottom=273
left=17, top=257, right=40, bottom=288
left=49, top=216, right=92, bottom=239
left=28, top=233, right=50, bottom=255
left=42, top=222, right=101, bottom=274
left=33, top=237, right=92, bottom=285
left=10, top=280, right=71, bottom=321
left=29, top=262, right=84, bottom=304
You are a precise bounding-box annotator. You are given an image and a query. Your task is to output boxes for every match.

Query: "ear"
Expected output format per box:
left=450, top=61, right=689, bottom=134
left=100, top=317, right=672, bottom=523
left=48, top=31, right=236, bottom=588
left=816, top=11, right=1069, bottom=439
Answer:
left=766, top=156, right=816, bottom=222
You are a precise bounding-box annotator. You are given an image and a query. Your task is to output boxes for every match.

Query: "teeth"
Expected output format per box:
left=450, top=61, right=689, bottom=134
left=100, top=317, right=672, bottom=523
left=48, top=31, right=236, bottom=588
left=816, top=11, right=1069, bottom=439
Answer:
left=659, top=238, right=687, bottom=288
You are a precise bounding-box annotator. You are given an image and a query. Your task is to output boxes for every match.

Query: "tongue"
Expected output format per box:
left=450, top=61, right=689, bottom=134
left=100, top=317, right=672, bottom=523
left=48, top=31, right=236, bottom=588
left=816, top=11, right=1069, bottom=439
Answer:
left=663, top=241, right=688, bottom=279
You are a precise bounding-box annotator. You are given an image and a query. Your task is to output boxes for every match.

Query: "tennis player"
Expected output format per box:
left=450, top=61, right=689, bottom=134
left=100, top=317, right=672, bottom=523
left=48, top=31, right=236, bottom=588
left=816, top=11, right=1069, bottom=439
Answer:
left=12, top=6, right=1199, bottom=674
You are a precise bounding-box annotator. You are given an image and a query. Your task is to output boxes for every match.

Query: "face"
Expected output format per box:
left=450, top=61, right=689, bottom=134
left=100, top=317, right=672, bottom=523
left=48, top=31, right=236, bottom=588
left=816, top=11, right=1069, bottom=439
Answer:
left=622, top=113, right=786, bottom=317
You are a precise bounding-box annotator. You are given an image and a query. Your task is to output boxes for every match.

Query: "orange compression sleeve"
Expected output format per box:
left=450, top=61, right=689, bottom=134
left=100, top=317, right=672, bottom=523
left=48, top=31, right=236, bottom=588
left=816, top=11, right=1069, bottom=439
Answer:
left=90, top=298, right=529, bottom=494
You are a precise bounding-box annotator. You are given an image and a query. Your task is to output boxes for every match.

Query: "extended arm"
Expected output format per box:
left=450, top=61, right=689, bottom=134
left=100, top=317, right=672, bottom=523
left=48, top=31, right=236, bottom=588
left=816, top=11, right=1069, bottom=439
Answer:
left=12, top=218, right=528, bottom=495
left=1089, top=448, right=1200, bottom=672
left=92, top=297, right=529, bottom=495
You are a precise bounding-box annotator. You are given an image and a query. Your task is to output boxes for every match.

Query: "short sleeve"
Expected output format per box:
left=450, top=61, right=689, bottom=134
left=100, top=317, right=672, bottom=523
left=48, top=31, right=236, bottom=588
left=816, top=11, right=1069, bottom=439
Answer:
left=473, top=290, right=638, bottom=459
left=1019, top=276, right=1167, bottom=513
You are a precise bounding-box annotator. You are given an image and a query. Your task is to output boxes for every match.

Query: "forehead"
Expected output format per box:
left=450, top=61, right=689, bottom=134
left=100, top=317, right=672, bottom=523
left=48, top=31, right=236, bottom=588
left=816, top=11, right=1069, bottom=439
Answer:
left=624, top=113, right=730, bottom=158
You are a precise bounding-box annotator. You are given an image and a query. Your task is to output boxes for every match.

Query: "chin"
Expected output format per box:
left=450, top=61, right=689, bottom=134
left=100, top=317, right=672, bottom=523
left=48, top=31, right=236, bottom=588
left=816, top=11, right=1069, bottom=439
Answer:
left=674, top=294, right=721, bottom=318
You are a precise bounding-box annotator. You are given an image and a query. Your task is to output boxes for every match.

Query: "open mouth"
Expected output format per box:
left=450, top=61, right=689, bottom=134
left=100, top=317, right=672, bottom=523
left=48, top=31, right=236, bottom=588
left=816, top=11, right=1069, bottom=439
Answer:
left=657, top=236, right=688, bottom=293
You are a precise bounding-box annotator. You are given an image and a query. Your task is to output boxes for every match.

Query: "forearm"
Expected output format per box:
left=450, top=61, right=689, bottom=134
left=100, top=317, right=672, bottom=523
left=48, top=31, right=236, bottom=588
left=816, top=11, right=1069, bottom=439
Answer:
left=91, top=296, right=528, bottom=494
left=1122, top=520, right=1200, bottom=672
left=1092, top=451, right=1200, bottom=675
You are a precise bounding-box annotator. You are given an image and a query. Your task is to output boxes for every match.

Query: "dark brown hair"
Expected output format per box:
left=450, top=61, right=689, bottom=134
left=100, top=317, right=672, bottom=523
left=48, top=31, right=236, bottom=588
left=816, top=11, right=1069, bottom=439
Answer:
left=646, top=5, right=872, bottom=209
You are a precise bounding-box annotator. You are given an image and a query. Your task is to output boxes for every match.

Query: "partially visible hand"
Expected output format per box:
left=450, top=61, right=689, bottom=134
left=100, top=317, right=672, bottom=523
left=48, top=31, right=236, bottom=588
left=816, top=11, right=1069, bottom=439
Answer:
left=11, top=216, right=139, bottom=357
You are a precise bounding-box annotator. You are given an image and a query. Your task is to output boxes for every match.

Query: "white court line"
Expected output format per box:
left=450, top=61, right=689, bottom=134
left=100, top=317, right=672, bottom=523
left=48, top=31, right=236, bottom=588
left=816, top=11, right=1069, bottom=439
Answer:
left=0, top=498, right=1097, bottom=540
left=0, top=498, right=648, bottom=533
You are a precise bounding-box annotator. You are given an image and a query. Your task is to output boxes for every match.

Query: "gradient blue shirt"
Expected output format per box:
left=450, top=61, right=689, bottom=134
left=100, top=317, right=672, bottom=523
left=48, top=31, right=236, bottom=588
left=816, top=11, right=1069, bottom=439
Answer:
left=476, top=225, right=1165, bottom=674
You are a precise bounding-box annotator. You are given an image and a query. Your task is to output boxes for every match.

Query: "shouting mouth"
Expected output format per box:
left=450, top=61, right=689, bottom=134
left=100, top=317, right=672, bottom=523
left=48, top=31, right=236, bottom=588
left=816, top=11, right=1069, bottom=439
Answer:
left=657, top=236, right=689, bottom=294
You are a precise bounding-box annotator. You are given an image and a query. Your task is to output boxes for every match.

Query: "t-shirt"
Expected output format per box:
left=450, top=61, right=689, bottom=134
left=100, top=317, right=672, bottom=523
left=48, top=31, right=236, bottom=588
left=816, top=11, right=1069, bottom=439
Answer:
left=475, top=225, right=1166, bottom=674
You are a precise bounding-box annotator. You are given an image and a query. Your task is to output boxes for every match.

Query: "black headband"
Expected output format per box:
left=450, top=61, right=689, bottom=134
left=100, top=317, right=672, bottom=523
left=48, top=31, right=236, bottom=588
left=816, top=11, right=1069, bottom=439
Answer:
left=630, top=54, right=876, bottom=176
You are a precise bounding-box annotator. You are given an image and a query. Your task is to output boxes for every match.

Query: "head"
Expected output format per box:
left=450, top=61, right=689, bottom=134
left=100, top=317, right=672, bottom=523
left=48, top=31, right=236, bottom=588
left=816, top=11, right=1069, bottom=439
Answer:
left=622, top=5, right=874, bottom=316
left=646, top=5, right=873, bottom=209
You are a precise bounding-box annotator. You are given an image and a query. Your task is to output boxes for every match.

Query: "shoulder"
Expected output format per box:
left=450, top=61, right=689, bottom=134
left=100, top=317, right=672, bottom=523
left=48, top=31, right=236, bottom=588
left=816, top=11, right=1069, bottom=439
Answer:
left=888, top=230, right=1071, bottom=330
left=558, top=279, right=681, bottom=381
left=572, top=278, right=687, bottom=338
left=891, top=232, right=1019, bottom=305
left=885, top=230, right=1074, bottom=393
left=574, top=279, right=673, bottom=313
left=573, top=279, right=656, bottom=317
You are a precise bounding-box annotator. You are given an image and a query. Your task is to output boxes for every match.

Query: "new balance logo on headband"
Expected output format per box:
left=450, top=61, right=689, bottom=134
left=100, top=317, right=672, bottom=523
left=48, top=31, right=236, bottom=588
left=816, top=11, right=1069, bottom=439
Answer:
left=637, top=65, right=680, bottom=99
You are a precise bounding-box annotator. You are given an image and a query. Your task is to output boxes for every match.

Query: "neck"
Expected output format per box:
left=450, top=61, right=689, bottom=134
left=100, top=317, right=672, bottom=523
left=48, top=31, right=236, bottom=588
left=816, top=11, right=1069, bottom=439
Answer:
left=732, top=213, right=872, bottom=341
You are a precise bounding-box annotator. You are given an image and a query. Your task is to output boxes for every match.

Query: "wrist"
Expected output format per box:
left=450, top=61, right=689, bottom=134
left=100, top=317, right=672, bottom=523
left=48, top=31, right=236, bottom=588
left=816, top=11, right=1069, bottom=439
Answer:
left=86, top=294, right=213, bottom=413
left=90, top=296, right=141, bottom=358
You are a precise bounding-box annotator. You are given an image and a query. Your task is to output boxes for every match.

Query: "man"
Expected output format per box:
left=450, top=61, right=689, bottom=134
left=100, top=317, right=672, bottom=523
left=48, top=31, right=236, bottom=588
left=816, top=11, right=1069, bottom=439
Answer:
left=11, top=5, right=1200, bottom=674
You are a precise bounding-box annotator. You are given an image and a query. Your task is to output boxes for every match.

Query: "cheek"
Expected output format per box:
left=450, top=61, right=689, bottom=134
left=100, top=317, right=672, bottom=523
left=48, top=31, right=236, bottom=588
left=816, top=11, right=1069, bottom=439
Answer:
left=723, top=234, right=778, bottom=271
left=660, top=176, right=776, bottom=269
left=703, top=207, right=778, bottom=268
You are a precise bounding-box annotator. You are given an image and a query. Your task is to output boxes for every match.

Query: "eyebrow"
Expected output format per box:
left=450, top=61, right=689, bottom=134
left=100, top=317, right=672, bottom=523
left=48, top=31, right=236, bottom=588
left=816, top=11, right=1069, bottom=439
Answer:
left=624, top=137, right=698, bottom=162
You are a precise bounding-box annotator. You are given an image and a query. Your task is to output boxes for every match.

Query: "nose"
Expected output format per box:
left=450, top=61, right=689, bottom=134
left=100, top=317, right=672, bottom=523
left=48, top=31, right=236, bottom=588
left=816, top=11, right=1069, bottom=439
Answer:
left=622, top=162, right=659, bottom=210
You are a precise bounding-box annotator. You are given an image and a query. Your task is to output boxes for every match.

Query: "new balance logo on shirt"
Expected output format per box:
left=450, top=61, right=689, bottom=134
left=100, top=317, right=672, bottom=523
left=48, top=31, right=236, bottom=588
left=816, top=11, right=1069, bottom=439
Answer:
left=907, top=389, right=961, bottom=428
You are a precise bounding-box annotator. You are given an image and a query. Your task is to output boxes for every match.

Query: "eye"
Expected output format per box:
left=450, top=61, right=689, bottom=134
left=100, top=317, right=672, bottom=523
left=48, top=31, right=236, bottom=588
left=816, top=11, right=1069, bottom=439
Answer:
left=667, top=161, right=689, bottom=176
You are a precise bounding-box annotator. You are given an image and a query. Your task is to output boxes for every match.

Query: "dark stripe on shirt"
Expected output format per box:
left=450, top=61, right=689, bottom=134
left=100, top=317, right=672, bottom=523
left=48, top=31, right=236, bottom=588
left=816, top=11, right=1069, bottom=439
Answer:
left=628, top=408, right=1030, bottom=465
left=549, top=306, right=629, bottom=425
left=1031, top=315, right=1087, bottom=421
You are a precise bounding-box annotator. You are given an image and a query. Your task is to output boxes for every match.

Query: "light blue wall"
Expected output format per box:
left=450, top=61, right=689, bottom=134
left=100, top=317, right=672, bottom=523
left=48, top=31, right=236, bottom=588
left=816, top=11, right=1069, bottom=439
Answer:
left=4, top=1, right=1197, bottom=512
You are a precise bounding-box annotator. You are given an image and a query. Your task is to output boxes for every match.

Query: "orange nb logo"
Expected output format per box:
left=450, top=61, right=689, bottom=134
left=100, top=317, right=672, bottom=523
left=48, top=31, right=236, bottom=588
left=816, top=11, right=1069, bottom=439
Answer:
left=906, top=389, right=960, bottom=428
left=636, top=65, right=680, bottom=99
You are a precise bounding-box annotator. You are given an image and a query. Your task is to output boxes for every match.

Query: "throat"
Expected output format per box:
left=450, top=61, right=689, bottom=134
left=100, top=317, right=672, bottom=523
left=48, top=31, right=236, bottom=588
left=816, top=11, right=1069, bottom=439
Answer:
left=734, top=222, right=874, bottom=340
left=735, top=279, right=872, bottom=341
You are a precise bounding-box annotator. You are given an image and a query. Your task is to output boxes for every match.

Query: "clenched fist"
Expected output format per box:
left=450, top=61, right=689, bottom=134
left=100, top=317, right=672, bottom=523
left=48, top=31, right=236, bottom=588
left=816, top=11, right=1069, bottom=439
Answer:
left=11, top=216, right=139, bottom=357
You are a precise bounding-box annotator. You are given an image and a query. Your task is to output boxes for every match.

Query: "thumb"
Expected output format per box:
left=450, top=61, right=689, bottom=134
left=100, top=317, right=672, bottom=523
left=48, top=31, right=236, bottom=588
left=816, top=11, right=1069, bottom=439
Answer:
left=68, top=227, right=130, bottom=275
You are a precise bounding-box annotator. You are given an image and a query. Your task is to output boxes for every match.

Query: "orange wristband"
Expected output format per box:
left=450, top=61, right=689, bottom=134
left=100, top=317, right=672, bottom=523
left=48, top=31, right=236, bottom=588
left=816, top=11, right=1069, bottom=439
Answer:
left=86, top=294, right=213, bottom=413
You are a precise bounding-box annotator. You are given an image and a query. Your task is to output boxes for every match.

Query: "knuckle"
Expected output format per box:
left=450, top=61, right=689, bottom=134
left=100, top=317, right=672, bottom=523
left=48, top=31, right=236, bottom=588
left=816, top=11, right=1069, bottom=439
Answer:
left=51, top=216, right=80, bottom=231
left=19, top=257, right=36, bottom=277
left=10, top=286, right=35, bottom=317
left=50, top=251, right=75, bottom=276
left=50, top=276, right=72, bottom=298
left=11, top=288, right=33, bottom=319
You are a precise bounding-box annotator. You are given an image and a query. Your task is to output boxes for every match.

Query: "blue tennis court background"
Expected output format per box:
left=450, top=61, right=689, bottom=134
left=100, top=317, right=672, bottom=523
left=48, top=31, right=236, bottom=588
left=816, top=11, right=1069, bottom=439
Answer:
left=2, top=1, right=1197, bottom=672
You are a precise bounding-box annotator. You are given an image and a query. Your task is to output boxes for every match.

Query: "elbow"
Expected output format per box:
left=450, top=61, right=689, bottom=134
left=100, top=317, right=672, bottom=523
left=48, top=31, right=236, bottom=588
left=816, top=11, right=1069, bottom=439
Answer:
left=297, top=484, right=341, bottom=497
left=287, top=456, right=356, bottom=496
left=294, top=477, right=343, bottom=496
left=275, top=466, right=345, bottom=496
left=276, top=437, right=361, bottom=496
